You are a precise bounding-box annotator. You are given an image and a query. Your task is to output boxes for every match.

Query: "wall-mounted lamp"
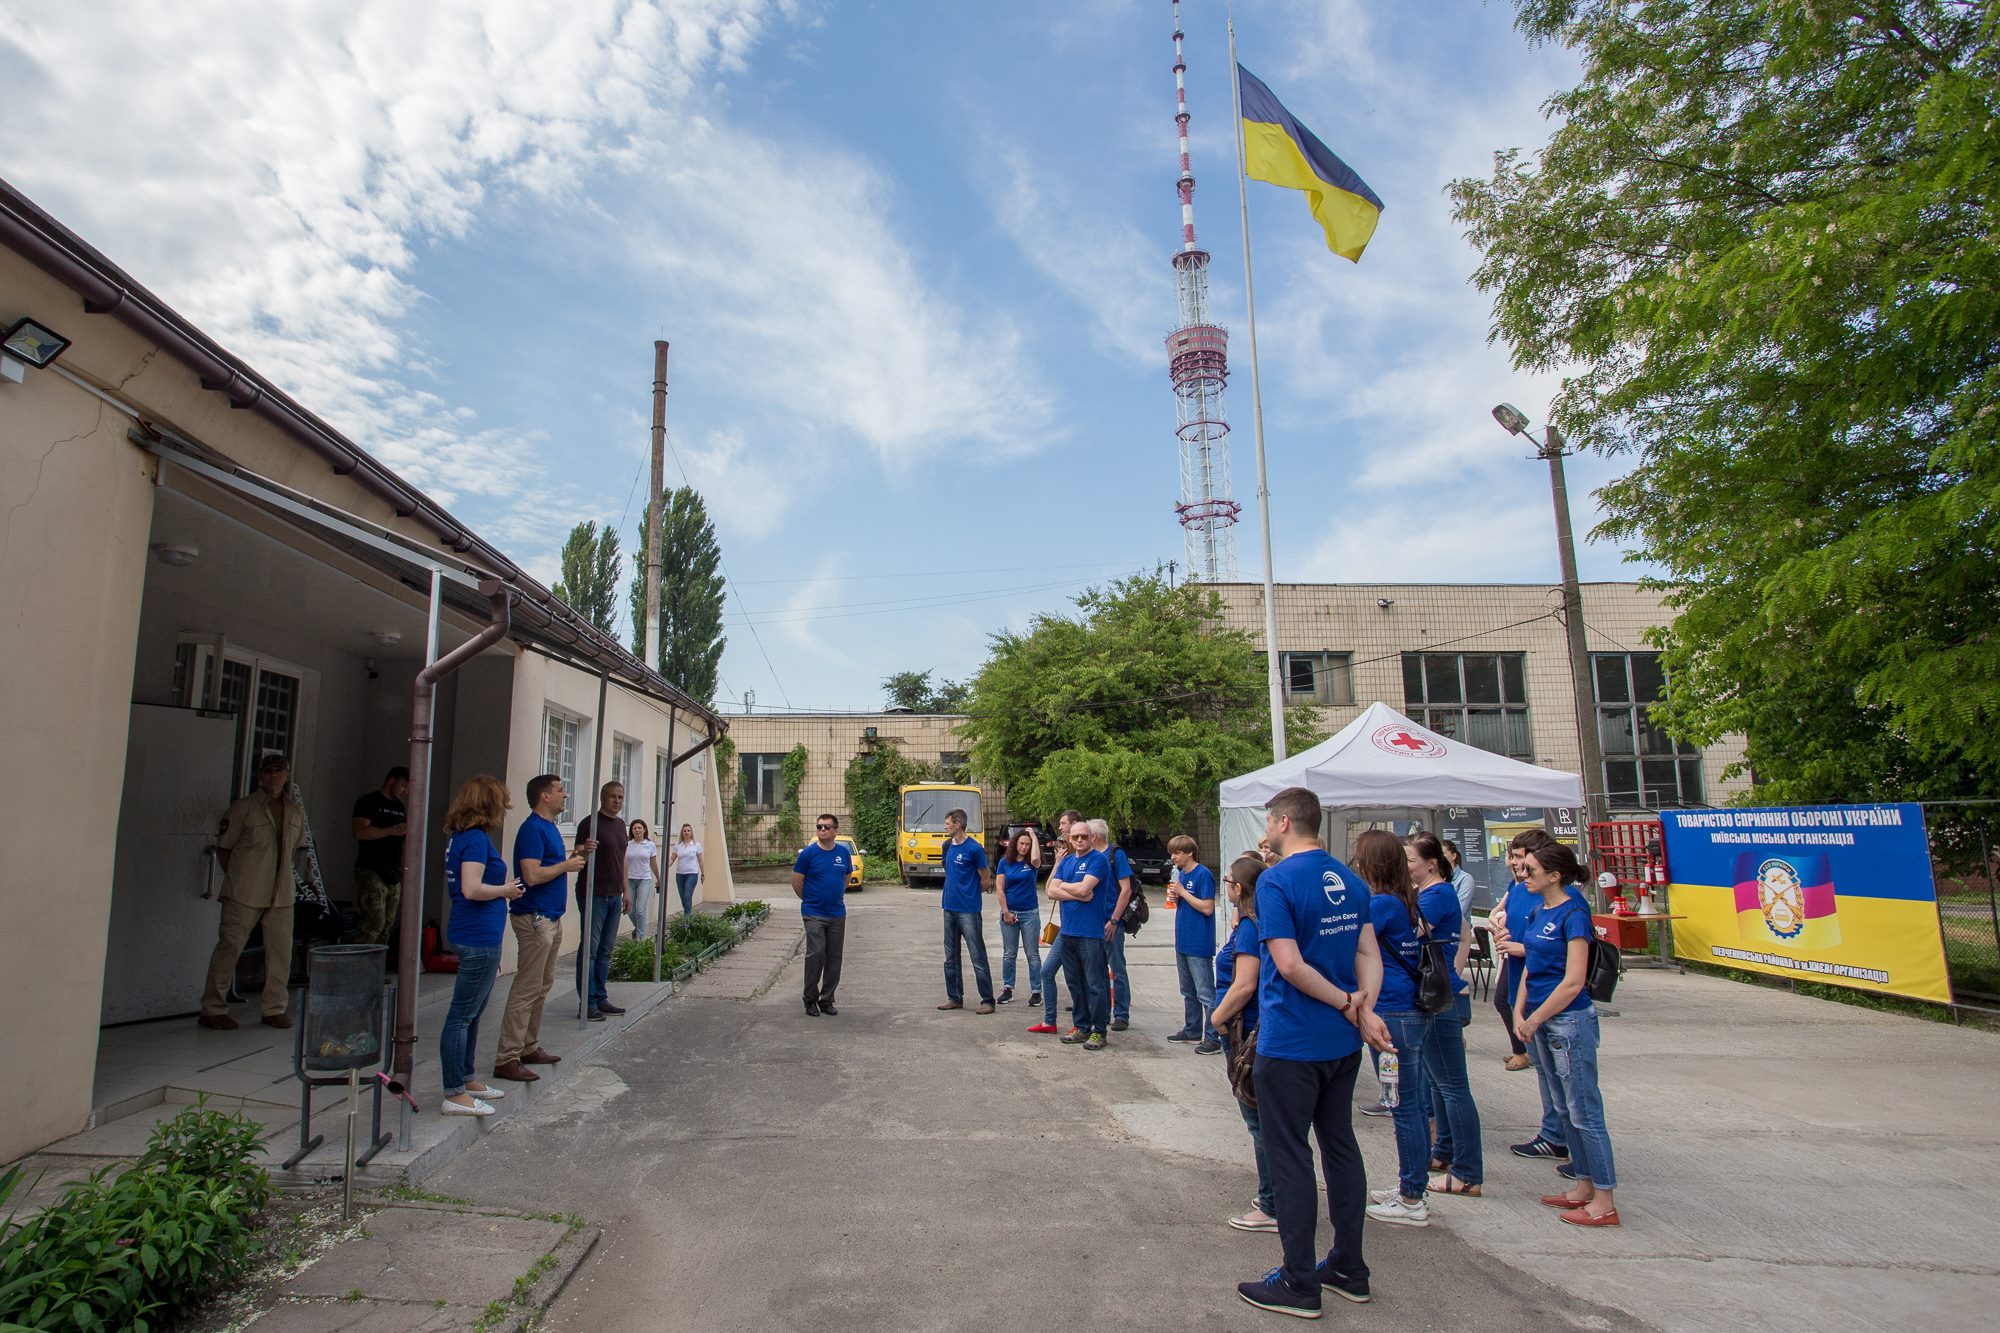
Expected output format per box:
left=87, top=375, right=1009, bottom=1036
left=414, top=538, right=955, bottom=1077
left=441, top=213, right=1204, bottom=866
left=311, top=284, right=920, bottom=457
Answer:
left=372, top=630, right=403, bottom=648
left=1, top=317, right=71, bottom=384
left=151, top=543, right=199, bottom=567
left=1376, top=597, right=1394, bottom=609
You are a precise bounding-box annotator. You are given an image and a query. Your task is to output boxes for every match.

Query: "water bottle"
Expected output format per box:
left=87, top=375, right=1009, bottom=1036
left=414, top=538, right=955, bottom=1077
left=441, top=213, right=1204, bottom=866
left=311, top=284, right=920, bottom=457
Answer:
left=1379, top=1051, right=1400, bottom=1108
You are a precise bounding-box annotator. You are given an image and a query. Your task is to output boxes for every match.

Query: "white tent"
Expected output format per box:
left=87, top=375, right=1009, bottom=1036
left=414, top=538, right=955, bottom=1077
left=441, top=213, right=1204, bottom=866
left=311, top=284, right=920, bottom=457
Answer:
left=1217, top=701, right=1583, bottom=868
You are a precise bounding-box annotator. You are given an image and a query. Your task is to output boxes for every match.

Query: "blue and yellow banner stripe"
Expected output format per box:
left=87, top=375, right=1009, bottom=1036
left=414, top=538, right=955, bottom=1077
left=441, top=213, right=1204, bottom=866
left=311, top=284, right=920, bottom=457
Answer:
left=1236, top=63, right=1383, bottom=262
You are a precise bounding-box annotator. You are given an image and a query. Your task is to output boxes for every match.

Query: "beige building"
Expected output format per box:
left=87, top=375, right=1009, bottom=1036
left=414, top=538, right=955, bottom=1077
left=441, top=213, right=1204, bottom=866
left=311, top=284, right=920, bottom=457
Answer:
left=0, top=182, right=731, bottom=1165
left=720, top=711, right=1006, bottom=853
left=1208, top=581, right=1751, bottom=812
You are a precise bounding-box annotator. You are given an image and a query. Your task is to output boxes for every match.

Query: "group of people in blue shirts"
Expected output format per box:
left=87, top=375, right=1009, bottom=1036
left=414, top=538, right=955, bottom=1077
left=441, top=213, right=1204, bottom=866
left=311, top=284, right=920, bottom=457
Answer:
left=1208, top=791, right=1622, bottom=1320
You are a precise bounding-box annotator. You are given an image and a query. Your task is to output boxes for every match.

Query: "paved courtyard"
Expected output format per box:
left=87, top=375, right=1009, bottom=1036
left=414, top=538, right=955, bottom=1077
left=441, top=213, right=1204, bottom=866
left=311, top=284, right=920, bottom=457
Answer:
left=431, top=885, right=2000, bottom=1331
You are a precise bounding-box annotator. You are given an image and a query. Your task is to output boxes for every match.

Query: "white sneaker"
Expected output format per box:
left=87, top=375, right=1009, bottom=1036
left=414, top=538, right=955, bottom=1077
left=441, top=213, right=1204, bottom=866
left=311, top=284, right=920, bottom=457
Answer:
left=440, top=1097, right=494, bottom=1117
left=463, top=1084, right=504, bottom=1099
left=1366, top=1196, right=1430, bottom=1227
left=1369, top=1186, right=1405, bottom=1205
left=1227, top=1207, right=1279, bottom=1232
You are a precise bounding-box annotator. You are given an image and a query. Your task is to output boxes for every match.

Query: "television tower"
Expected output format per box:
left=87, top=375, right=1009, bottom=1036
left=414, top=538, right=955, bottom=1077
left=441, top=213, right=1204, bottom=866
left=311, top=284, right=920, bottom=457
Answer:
left=1166, top=0, right=1240, bottom=582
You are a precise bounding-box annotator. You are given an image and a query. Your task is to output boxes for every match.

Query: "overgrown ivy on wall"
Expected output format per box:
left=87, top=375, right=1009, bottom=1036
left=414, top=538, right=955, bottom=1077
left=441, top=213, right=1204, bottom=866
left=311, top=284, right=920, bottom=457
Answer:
left=843, top=738, right=932, bottom=856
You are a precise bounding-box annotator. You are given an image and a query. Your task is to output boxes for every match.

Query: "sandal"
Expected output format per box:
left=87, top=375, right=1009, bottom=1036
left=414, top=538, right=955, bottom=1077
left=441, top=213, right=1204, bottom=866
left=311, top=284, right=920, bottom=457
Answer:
left=1429, top=1174, right=1482, bottom=1196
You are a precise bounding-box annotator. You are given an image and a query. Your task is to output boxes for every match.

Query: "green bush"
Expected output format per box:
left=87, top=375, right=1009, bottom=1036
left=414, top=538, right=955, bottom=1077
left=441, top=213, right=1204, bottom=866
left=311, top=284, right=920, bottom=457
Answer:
left=720, top=900, right=768, bottom=922
left=0, top=1104, right=271, bottom=1331
left=608, top=936, right=689, bottom=981
left=667, top=913, right=737, bottom=951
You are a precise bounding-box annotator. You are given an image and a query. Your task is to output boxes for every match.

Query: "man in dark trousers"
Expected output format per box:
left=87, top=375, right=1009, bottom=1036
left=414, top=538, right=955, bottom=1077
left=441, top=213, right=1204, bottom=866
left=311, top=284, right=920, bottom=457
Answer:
left=572, top=782, right=629, bottom=1020
left=792, top=814, right=853, bottom=1016
left=1235, top=785, right=1395, bottom=1320
left=350, top=766, right=409, bottom=948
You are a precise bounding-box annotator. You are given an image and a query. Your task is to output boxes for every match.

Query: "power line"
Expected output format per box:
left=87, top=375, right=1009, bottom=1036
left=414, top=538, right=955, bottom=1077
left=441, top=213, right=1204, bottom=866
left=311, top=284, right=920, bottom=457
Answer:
left=723, top=571, right=1143, bottom=627
left=656, top=425, right=791, bottom=708
left=729, top=560, right=1144, bottom=587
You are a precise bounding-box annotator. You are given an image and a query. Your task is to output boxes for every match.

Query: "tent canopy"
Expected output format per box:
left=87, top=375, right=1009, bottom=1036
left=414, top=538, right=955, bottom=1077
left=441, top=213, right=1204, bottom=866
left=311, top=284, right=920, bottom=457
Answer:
left=1220, top=701, right=1583, bottom=812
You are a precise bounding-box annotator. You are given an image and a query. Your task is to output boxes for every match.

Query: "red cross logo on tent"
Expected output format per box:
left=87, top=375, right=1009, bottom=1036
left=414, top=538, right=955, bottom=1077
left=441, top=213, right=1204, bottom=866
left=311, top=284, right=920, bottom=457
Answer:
left=1371, top=724, right=1446, bottom=759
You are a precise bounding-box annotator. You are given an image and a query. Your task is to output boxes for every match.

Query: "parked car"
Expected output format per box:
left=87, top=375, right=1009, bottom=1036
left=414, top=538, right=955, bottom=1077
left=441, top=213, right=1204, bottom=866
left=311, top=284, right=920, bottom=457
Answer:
left=997, top=819, right=1050, bottom=876
left=835, top=835, right=866, bottom=890
left=1116, top=829, right=1173, bottom=886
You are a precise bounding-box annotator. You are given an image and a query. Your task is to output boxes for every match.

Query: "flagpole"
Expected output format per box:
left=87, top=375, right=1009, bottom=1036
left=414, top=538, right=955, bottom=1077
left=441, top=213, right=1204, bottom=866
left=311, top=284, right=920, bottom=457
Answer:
left=1227, top=9, right=1288, bottom=763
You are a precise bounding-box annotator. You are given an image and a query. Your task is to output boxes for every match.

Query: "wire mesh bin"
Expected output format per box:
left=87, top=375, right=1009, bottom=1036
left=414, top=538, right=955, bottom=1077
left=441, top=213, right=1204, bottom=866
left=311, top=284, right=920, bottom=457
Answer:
left=303, top=945, right=387, bottom=1071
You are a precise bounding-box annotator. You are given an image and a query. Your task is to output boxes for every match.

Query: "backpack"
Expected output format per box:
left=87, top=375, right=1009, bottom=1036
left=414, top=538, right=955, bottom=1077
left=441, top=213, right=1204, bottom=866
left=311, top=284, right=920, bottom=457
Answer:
left=1117, top=852, right=1150, bottom=935
left=1586, top=934, right=1622, bottom=1002
left=1385, top=902, right=1455, bottom=1014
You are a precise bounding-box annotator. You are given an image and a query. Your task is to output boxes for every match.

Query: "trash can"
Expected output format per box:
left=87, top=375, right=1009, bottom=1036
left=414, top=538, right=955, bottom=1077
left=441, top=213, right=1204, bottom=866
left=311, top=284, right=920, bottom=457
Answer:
left=302, top=944, right=387, bottom=1072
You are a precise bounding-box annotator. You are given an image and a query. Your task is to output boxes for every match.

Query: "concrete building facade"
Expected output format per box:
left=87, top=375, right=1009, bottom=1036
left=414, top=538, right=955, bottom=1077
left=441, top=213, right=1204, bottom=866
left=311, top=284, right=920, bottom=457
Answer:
left=0, top=182, right=731, bottom=1165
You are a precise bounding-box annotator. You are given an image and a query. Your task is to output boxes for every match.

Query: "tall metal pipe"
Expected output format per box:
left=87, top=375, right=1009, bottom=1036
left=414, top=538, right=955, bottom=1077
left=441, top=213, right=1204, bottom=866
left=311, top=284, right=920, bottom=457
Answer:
left=645, top=341, right=668, bottom=672
left=393, top=581, right=510, bottom=1092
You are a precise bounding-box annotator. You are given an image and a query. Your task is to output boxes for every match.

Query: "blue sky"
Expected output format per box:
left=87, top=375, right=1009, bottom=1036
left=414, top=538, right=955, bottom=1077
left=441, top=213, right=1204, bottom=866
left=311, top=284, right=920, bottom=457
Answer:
left=3, top=1, right=1618, bottom=711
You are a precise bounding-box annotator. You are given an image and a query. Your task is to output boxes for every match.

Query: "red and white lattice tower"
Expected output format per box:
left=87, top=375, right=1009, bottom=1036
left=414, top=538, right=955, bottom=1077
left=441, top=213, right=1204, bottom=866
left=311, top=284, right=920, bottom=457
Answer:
left=1166, top=0, right=1239, bottom=582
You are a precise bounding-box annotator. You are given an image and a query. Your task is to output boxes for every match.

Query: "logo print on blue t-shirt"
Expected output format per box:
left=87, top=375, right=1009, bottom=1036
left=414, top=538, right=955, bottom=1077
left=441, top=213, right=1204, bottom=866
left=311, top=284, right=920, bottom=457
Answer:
left=1322, top=869, right=1346, bottom=906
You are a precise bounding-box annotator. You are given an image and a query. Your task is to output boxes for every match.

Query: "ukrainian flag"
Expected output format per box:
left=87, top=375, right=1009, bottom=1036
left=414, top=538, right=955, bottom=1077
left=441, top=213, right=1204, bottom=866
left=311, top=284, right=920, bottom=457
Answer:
left=1236, top=64, right=1383, bottom=262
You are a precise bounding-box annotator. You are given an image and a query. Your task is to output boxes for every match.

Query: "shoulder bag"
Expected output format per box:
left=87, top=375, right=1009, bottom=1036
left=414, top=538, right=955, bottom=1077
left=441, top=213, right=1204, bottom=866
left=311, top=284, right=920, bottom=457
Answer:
left=1222, top=1014, right=1257, bottom=1109
left=1386, top=904, right=1455, bottom=1014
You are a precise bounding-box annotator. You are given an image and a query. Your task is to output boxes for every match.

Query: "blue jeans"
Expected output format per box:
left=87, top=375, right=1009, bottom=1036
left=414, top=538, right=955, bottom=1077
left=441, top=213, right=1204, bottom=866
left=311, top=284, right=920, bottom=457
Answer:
left=1379, top=1010, right=1435, bottom=1201
left=1063, top=933, right=1109, bottom=1034
left=440, top=944, right=501, bottom=1096
left=1529, top=1023, right=1570, bottom=1147
left=998, top=908, right=1042, bottom=992
left=1175, top=951, right=1216, bottom=1040
left=675, top=872, right=698, bottom=914
left=1219, top=1031, right=1274, bottom=1214
left=574, top=895, right=621, bottom=1010
left=942, top=910, right=995, bottom=1005
left=627, top=877, right=651, bottom=942
left=1041, top=934, right=1068, bottom=1024
left=1423, top=991, right=1484, bottom=1184
left=1106, top=926, right=1130, bottom=1021
left=1534, top=1008, right=1616, bottom=1189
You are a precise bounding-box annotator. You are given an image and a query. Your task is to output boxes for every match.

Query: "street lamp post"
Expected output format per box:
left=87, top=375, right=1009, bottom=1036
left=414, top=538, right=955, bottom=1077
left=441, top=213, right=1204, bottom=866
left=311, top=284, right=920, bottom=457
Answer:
left=1494, top=404, right=1609, bottom=831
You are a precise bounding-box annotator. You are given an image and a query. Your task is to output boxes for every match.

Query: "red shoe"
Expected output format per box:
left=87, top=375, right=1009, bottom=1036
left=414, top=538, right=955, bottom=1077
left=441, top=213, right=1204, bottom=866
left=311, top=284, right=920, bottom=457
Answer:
left=1559, top=1207, right=1620, bottom=1227
left=1027, top=1022, right=1058, bottom=1034
left=1540, top=1193, right=1586, bottom=1209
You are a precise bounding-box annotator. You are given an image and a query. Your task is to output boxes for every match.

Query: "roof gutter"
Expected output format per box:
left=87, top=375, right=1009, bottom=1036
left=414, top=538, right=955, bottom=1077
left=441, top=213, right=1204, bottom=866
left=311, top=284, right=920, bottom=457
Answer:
left=0, top=176, right=721, bottom=730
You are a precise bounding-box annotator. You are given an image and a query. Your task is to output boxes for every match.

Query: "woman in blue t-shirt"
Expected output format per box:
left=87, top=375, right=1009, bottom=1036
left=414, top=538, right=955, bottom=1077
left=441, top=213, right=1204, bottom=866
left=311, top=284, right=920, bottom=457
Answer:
left=994, top=830, right=1043, bottom=1008
left=1353, top=830, right=1434, bottom=1226
left=1407, top=832, right=1483, bottom=1197
left=1209, top=855, right=1273, bottom=1233
left=1514, top=839, right=1620, bottom=1227
left=439, top=775, right=525, bottom=1117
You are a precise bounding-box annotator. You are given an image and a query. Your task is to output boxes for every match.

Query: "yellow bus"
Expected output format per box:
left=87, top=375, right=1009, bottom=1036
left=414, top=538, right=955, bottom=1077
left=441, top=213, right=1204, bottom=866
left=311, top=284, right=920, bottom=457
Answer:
left=897, top=783, right=984, bottom=887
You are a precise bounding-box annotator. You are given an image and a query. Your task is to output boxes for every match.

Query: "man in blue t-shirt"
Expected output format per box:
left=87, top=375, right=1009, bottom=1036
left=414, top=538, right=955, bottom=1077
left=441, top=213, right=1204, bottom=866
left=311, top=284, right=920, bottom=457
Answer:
left=792, top=813, right=854, bottom=1017
left=936, top=809, right=996, bottom=1013
left=494, top=774, right=587, bottom=1082
left=1237, top=787, right=1394, bottom=1321
left=1092, top=821, right=1138, bottom=1029
left=1165, top=835, right=1219, bottom=1051
left=1046, top=820, right=1113, bottom=1048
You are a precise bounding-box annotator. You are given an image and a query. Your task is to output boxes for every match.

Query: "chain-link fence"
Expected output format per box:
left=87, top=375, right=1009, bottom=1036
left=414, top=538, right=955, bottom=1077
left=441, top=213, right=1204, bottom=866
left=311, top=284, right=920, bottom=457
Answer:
left=1926, top=803, right=2000, bottom=1007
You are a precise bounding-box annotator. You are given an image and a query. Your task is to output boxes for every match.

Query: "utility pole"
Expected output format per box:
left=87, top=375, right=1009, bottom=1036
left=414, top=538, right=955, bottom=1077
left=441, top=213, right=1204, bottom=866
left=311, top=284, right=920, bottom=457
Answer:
left=645, top=341, right=668, bottom=673
left=1540, top=424, right=1608, bottom=829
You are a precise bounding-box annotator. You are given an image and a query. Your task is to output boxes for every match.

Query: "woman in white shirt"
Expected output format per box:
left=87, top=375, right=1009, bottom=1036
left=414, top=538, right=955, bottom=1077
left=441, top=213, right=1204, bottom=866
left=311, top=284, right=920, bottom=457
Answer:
left=672, top=823, right=704, bottom=915
left=625, top=819, right=661, bottom=942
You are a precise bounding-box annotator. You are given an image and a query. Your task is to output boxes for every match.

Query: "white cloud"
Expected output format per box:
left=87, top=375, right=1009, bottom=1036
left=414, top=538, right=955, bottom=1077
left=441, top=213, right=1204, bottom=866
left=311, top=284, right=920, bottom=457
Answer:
left=674, top=426, right=798, bottom=541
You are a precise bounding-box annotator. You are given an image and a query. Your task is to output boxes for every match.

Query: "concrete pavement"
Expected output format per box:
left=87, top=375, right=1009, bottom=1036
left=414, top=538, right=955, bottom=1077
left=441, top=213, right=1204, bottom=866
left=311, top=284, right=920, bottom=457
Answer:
left=432, top=889, right=1630, bottom=1331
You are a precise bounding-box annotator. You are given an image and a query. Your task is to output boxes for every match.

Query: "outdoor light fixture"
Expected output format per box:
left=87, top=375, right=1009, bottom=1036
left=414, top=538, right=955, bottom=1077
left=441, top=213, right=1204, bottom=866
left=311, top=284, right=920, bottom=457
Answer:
left=1376, top=598, right=1395, bottom=609
left=372, top=630, right=403, bottom=648
left=151, top=543, right=199, bottom=567
left=2, top=317, right=71, bottom=369
left=1491, top=401, right=1531, bottom=436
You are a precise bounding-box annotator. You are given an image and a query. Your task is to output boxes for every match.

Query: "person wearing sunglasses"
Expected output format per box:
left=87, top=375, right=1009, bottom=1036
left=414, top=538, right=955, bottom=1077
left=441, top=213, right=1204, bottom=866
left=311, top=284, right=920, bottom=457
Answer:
left=792, top=814, right=853, bottom=1017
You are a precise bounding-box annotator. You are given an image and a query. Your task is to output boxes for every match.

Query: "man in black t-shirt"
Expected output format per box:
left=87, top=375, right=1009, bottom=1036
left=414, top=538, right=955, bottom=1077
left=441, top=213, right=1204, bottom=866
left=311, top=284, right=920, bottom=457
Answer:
left=351, top=766, right=410, bottom=947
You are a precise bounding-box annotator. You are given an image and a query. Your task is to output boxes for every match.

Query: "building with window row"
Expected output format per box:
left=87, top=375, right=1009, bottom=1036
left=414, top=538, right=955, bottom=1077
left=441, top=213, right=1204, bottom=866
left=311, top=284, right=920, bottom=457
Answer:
left=1206, top=581, right=1748, bottom=812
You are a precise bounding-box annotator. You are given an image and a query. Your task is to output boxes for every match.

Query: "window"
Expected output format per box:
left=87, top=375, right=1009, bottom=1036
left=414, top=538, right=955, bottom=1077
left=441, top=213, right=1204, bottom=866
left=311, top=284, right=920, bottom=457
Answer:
left=175, top=640, right=313, bottom=797
left=939, top=751, right=971, bottom=781
left=1282, top=651, right=1354, bottom=706
left=1402, top=652, right=1532, bottom=759
left=610, top=735, right=640, bottom=800
left=544, top=710, right=580, bottom=800
left=1593, top=653, right=1703, bottom=809
left=739, top=752, right=786, bottom=811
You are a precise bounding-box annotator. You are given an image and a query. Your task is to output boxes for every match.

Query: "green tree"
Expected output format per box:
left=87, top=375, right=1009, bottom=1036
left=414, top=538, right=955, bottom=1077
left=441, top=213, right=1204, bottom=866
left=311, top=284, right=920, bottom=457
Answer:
left=1449, top=1, right=2000, bottom=804
left=881, top=670, right=971, bottom=713
left=552, top=521, right=621, bottom=634
left=629, top=486, right=728, bottom=708
left=844, top=739, right=933, bottom=853
left=958, top=572, right=1315, bottom=832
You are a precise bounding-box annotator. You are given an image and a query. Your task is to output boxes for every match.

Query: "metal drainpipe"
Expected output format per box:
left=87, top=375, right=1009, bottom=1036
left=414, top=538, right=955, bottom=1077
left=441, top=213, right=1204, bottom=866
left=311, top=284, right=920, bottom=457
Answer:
left=393, top=581, right=511, bottom=1107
